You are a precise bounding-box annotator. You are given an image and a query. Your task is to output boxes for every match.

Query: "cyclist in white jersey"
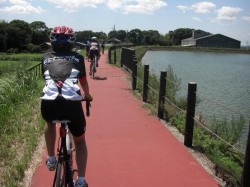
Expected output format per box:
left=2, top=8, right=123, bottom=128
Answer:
left=89, top=36, right=100, bottom=75
left=40, top=26, right=91, bottom=187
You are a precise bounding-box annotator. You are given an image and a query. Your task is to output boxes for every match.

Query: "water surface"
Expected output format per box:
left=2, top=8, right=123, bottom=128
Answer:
left=142, top=50, right=250, bottom=148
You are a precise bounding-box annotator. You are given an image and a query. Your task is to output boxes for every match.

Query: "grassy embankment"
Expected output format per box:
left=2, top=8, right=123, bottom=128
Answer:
left=0, top=53, right=44, bottom=186
left=109, top=46, right=245, bottom=187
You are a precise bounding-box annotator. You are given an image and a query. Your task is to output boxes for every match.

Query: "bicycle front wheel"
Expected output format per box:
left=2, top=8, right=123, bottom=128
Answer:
left=56, top=160, right=66, bottom=187
left=91, top=59, right=96, bottom=78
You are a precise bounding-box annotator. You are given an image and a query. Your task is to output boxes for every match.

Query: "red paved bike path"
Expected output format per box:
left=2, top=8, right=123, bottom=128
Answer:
left=31, top=51, right=219, bottom=187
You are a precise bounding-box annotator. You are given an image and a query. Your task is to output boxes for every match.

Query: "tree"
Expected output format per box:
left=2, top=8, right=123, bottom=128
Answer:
left=75, top=30, right=94, bottom=43
left=158, top=34, right=172, bottom=46
left=30, top=21, right=49, bottom=45
left=169, top=28, right=193, bottom=45
left=8, top=19, right=32, bottom=50
left=95, top=31, right=107, bottom=42
left=127, top=29, right=143, bottom=45
left=108, top=30, right=117, bottom=40
left=116, top=30, right=127, bottom=42
left=0, top=20, right=8, bottom=51
left=143, top=30, right=160, bottom=45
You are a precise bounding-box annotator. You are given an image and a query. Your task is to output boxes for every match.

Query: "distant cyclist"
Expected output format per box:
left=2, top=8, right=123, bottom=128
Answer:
left=40, top=26, right=92, bottom=187
left=89, top=36, right=100, bottom=75
left=101, top=42, right=105, bottom=54
left=85, top=39, right=91, bottom=61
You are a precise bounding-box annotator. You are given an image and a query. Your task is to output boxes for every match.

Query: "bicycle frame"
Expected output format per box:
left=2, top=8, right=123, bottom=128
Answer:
left=53, top=121, right=75, bottom=187
left=51, top=100, right=90, bottom=187
left=90, top=54, right=98, bottom=79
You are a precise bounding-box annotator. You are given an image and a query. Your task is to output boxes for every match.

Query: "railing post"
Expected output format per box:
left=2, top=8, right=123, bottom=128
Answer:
left=132, top=56, right=137, bottom=90
left=114, top=50, right=116, bottom=64
left=120, top=48, right=123, bottom=67
left=143, top=65, right=149, bottom=102
left=108, top=48, right=111, bottom=64
left=184, top=82, right=197, bottom=147
left=157, top=71, right=167, bottom=119
left=242, top=122, right=250, bottom=187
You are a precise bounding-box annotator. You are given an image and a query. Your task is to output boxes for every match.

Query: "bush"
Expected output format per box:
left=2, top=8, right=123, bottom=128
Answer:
left=6, top=48, right=19, bottom=54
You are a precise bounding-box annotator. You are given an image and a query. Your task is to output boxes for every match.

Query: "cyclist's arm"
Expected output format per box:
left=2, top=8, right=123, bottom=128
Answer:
left=79, top=76, right=91, bottom=99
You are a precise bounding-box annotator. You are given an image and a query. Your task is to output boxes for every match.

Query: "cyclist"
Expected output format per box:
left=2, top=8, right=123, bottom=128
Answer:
left=101, top=42, right=105, bottom=54
left=89, top=36, right=100, bottom=75
left=85, top=39, right=91, bottom=61
left=40, top=26, right=91, bottom=187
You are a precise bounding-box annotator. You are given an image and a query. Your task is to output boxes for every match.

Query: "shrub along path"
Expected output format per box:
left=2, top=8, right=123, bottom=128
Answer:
left=31, top=51, right=219, bottom=187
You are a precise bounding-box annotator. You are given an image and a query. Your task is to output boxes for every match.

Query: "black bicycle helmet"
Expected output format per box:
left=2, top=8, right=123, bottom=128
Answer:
left=50, top=26, right=76, bottom=51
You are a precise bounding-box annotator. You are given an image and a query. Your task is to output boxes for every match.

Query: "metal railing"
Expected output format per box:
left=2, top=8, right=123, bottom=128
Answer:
left=28, top=63, right=42, bottom=77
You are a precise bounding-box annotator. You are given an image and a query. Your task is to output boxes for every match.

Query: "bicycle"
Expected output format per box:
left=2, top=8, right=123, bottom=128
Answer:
left=52, top=100, right=90, bottom=187
left=90, top=53, right=99, bottom=79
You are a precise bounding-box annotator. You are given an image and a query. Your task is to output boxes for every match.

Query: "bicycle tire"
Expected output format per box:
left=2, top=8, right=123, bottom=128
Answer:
left=56, top=160, right=66, bottom=187
left=92, top=58, right=96, bottom=79
left=92, top=66, right=95, bottom=79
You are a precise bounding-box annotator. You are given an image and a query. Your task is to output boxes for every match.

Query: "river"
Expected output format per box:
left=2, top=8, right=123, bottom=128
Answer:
left=142, top=50, right=250, bottom=150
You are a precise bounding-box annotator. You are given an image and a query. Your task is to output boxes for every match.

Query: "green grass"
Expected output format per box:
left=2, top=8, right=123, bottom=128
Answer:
left=170, top=113, right=244, bottom=186
left=0, top=53, right=42, bottom=58
left=0, top=53, right=41, bottom=77
left=0, top=53, right=44, bottom=186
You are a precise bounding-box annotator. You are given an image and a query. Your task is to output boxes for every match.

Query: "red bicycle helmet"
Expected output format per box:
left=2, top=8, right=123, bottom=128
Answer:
left=50, top=26, right=76, bottom=51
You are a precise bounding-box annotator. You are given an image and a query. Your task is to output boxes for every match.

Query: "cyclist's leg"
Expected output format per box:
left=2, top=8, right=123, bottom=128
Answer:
left=66, top=102, right=88, bottom=185
left=41, top=100, right=57, bottom=158
left=89, top=50, right=94, bottom=75
left=95, top=50, right=99, bottom=67
left=44, top=122, right=56, bottom=157
left=73, top=134, right=87, bottom=178
left=44, top=122, right=58, bottom=171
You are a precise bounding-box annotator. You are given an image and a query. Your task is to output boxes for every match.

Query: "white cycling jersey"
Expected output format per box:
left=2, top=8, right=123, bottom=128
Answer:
left=40, top=51, right=86, bottom=101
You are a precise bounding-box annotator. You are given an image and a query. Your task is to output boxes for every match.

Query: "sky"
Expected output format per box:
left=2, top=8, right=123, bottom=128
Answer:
left=0, top=0, right=250, bottom=45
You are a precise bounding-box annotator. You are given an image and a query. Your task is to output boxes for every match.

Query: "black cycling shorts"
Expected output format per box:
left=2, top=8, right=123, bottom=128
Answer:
left=90, top=49, right=99, bottom=60
left=41, top=99, right=86, bottom=137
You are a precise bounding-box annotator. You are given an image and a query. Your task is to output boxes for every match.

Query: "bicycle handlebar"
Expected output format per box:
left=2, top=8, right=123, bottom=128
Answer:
left=82, top=98, right=91, bottom=117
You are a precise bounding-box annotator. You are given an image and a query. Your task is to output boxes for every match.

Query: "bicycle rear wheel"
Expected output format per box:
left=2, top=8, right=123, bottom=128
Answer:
left=56, top=160, right=66, bottom=187
left=91, top=58, right=96, bottom=79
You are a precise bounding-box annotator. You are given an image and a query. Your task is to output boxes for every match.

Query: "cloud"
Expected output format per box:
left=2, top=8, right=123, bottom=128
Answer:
left=46, top=0, right=105, bottom=12
left=106, top=0, right=167, bottom=14
left=176, top=5, right=189, bottom=13
left=192, top=17, right=201, bottom=21
left=106, top=0, right=127, bottom=10
left=215, top=6, right=242, bottom=23
left=46, top=0, right=167, bottom=14
left=0, top=0, right=167, bottom=15
left=0, top=0, right=44, bottom=14
left=0, top=0, right=6, bottom=4
left=191, top=2, right=216, bottom=13
left=177, top=1, right=216, bottom=14
left=242, top=16, right=250, bottom=22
